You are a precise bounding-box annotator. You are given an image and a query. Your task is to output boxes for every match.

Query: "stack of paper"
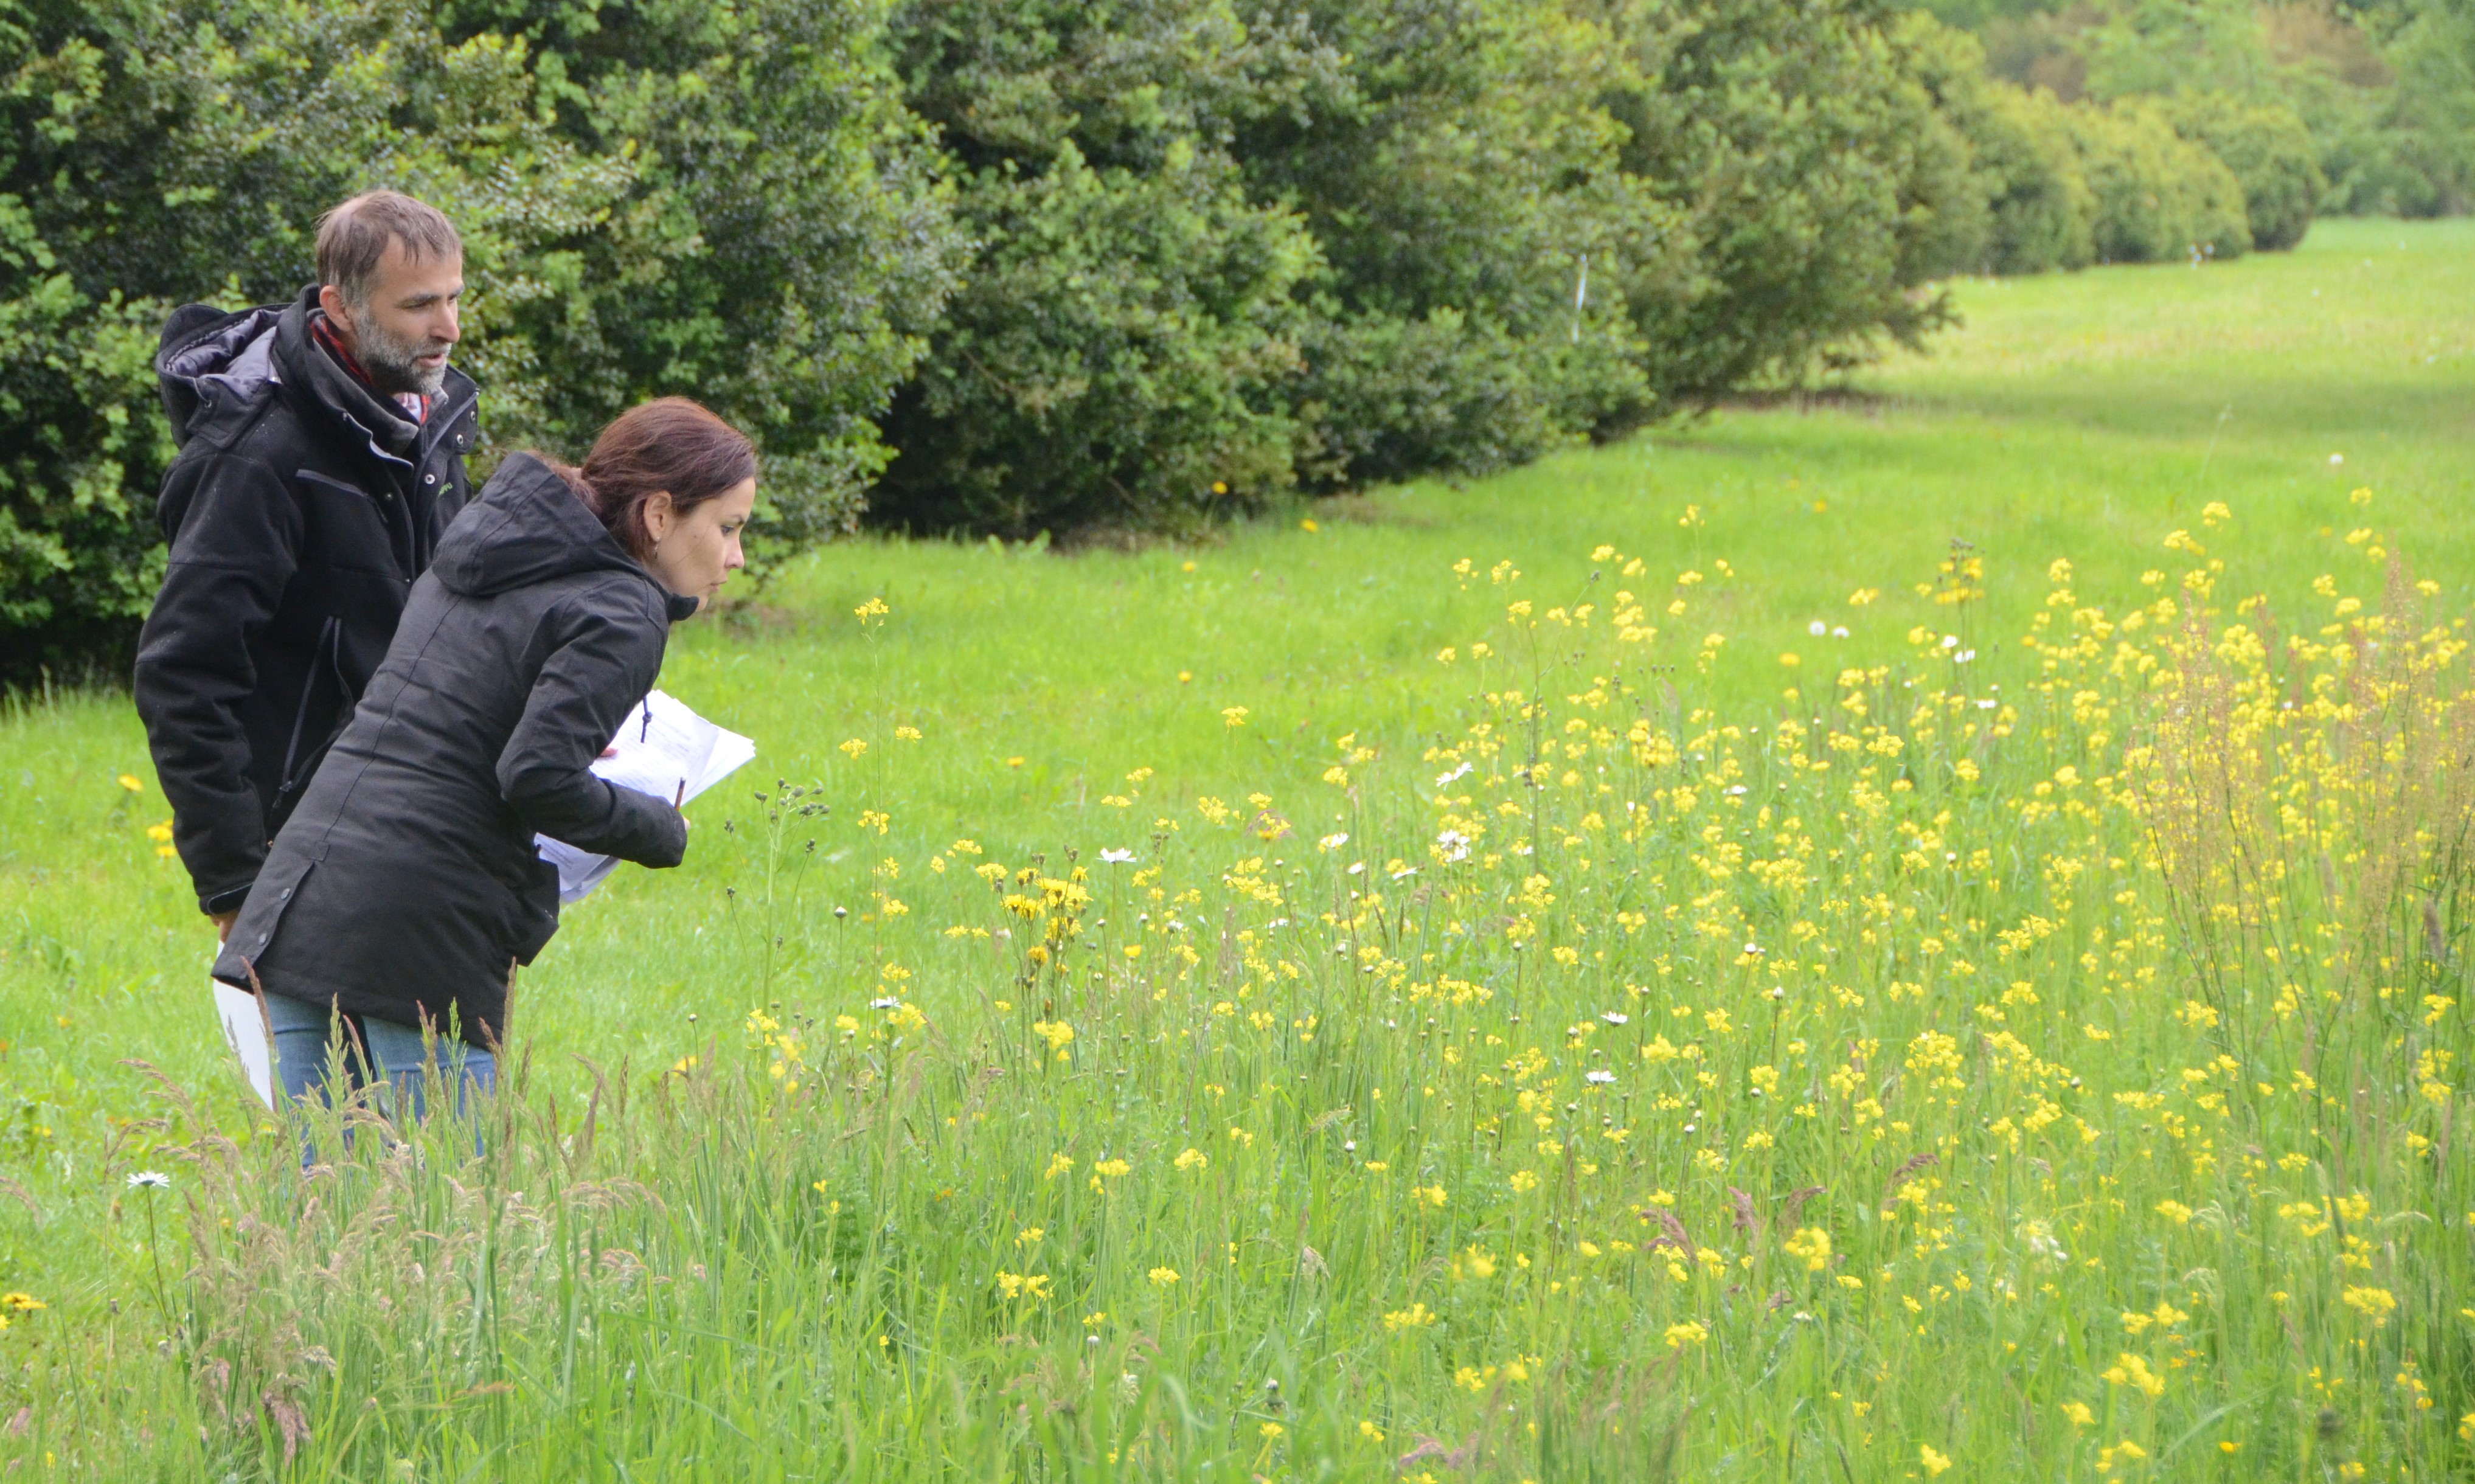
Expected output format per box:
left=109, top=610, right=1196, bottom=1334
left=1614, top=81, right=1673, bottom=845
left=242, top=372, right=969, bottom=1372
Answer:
left=213, top=977, right=277, bottom=1109
left=536, top=689, right=755, bottom=902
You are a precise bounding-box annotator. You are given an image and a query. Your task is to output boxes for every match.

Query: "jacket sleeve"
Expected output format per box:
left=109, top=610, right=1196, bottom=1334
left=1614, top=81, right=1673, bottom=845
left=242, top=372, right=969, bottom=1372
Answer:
left=497, top=584, right=689, bottom=868
left=132, top=452, right=299, bottom=915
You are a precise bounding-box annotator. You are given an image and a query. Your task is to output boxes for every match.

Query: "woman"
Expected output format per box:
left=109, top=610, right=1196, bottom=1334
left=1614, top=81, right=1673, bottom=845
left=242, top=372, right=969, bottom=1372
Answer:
left=213, top=398, right=757, bottom=1121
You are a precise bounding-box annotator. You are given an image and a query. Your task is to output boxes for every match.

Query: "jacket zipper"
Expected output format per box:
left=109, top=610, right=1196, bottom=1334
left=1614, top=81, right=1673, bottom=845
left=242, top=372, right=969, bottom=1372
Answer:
left=276, top=616, right=340, bottom=799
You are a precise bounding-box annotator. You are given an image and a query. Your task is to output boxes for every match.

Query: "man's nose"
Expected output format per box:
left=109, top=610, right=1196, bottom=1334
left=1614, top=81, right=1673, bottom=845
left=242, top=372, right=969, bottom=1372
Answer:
left=434, top=304, right=462, bottom=345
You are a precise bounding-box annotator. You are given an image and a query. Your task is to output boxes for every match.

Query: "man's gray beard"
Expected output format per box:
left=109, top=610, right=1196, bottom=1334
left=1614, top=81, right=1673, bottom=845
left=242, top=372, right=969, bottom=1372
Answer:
left=342, top=308, right=451, bottom=398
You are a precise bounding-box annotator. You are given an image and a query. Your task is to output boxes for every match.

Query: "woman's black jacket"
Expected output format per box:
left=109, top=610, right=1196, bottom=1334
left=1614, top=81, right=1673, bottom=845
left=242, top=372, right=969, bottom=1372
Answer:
left=213, top=453, right=696, bottom=1045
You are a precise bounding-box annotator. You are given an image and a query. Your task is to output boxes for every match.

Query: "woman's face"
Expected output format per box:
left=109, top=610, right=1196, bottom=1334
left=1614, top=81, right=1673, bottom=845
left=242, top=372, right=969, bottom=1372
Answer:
left=642, top=478, right=756, bottom=609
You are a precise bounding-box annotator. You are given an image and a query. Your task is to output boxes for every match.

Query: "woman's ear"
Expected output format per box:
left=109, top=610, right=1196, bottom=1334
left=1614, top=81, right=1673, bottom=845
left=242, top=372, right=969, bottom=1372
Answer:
left=642, top=490, right=676, bottom=547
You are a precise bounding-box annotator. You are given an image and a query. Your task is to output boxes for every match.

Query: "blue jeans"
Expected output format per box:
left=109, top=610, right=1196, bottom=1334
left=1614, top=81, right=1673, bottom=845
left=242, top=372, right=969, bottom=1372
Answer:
left=261, top=993, right=496, bottom=1132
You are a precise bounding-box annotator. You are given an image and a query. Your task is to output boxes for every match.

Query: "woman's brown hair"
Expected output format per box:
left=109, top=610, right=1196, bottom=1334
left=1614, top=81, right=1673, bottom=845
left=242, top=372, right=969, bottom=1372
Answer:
left=548, top=398, right=757, bottom=560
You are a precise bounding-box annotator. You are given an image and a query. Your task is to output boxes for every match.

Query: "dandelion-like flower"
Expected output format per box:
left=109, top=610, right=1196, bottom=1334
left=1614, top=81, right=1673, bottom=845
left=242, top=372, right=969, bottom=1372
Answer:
left=1319, top=833, right=1349, bottom=851
left=1434, top=830, right=1472, bottom=863
left=1808, top=620, right=1827, bottom=636
left=126, top=1171, right=170, bottom=1190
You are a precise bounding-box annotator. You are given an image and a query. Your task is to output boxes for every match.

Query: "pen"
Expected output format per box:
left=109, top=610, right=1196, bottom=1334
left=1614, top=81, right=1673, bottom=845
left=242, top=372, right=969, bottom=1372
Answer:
left=640, top=699, right=653, bottom=743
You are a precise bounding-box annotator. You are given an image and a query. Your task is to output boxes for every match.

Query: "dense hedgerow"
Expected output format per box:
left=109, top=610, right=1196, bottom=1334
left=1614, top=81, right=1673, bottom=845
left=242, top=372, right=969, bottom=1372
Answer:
left=0, top=0, right=2397, bottom=666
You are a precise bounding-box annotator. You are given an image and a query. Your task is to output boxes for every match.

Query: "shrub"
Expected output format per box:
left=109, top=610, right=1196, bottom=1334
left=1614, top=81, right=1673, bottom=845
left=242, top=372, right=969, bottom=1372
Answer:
left=2162, top=92, right=2324, bottom=250
left=1292, top=308, right=1636, bottom=490
left=1975, top=84, right=2100, bottom=273
left=2068, top=100, right=2251, bottom=263
left=1904, top=18, right=2094, bottom=275
left=1883, top=13, right=2000, bottom=285
left=867, top=0, right=1324, bottom=535
left=873, top=141, right=1315, bottom=535
left=1603, top=0, right=1972, bottom=400
left=2378, top=0, right=2475, bottom=213
left=437, top=0, right=963, bottom=566
left=1238, top=0, right=1666, bottom=487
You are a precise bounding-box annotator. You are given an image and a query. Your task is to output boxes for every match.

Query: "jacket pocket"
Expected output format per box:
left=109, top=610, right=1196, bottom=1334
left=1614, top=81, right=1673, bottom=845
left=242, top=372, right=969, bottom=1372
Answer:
left=268, top=617, right=355, bottom=835
left=493, top=852, right=564, bottom=967
left=295, top=468, right=404, bottom=577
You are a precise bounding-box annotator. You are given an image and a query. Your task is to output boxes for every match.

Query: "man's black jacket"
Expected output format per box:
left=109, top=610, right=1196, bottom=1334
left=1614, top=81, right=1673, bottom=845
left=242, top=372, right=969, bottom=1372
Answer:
left=135, top=287, right=481, bottom=915
left=214, top=454, right=695, bottom=1044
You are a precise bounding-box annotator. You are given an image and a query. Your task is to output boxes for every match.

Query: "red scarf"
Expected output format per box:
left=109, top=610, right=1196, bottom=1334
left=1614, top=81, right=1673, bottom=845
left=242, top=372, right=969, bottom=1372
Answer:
left=311, top=314, right=431, bottom=425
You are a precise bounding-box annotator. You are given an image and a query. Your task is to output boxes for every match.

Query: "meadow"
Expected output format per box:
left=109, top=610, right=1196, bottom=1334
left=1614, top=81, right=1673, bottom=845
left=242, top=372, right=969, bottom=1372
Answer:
left=2, top=215, right=2473, bottom=1479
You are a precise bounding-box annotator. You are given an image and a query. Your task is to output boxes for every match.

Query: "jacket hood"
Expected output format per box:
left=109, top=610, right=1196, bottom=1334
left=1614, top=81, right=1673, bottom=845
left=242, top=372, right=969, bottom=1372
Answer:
left=156, top=303, right=285, bottom=445
left=434, top=452, right=699, bottom=619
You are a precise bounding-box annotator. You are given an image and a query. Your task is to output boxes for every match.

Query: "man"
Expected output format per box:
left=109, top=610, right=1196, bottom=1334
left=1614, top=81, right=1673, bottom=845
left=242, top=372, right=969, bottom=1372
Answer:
left=137, top=191, right=482, bottom=938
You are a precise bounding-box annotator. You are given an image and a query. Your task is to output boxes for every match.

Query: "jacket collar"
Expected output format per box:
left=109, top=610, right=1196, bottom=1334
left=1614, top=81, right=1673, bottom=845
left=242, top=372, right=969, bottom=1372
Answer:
left=272, top=286, right=478, bottom=473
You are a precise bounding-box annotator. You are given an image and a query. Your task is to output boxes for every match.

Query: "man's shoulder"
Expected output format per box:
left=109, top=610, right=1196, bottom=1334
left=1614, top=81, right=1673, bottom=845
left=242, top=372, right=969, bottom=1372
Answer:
left=168, top=374, right=317, bottom=471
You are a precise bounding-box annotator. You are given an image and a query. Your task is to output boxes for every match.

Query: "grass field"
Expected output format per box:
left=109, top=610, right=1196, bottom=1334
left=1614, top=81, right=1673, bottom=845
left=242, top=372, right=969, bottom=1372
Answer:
left=3, top=215, right=2473, bottom=1479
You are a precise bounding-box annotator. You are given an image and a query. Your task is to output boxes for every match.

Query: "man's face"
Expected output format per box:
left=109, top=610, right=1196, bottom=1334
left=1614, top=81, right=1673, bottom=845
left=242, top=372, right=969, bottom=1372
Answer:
left=320, top=240, right=463, bottom=398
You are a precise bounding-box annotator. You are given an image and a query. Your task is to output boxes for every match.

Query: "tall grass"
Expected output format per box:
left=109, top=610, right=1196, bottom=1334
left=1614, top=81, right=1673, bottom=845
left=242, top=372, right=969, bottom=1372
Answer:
left=9, top=504, right=2471, bottom=1479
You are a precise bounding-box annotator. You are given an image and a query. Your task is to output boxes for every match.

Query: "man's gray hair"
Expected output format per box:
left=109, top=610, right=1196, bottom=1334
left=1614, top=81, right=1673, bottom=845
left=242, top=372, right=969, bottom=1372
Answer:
left=315, top=191, right=461, bottom=305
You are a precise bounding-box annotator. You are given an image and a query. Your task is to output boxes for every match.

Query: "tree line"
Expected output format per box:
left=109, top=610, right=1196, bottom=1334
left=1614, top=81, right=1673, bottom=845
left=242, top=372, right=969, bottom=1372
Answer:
left=0, top=0, right=2459, bottom=673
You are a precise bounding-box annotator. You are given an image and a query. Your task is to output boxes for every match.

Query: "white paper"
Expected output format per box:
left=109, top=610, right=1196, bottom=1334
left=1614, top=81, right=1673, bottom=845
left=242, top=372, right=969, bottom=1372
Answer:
left=212, top=977, right=277, bottom=1109
left=535, top=689, right=754, bottom=903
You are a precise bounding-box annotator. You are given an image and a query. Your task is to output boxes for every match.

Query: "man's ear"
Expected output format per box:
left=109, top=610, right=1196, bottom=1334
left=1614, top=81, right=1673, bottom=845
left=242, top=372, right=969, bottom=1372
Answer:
left=318, top=285, right=355, bottom=336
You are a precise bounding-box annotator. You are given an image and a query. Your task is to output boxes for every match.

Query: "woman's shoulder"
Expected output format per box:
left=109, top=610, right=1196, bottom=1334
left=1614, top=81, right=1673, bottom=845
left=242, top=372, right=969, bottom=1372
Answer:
left=535, top=568, right=685, bottom=651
